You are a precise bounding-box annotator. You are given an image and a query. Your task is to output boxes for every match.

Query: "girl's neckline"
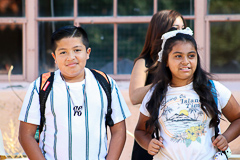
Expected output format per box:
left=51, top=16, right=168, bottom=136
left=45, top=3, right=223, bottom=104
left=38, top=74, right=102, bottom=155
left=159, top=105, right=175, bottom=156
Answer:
left=168, top=82, right=193, bottom=89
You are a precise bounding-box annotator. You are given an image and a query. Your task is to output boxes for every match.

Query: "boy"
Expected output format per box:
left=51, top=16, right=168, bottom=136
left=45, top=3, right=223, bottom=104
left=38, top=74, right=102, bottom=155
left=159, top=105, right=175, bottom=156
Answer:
left=18, top=26, right=131, bottom=160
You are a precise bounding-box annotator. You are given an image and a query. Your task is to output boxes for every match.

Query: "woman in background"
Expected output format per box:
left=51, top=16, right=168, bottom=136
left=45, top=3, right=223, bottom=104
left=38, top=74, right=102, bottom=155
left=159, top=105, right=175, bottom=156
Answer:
left=129, top=10, right=187, bottom=160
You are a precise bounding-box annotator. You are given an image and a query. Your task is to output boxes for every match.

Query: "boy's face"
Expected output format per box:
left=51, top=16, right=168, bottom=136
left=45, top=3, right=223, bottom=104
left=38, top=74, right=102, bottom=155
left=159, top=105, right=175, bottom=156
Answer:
left=52, top=37, right=91, bottom=82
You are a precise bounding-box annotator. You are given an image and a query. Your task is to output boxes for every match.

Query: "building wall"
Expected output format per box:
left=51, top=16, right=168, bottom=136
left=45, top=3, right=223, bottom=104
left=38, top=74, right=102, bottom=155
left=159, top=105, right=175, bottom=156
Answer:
left=0, top=0, right=240, bottom=82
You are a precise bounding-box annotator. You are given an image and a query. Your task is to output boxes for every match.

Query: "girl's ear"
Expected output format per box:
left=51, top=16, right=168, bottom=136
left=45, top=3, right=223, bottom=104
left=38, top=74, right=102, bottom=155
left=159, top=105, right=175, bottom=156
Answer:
left=51, top=53, right=57, bottom=63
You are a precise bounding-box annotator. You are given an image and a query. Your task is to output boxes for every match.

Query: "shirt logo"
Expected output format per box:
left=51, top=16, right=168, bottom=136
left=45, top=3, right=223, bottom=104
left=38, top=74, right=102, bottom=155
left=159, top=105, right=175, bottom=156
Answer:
left=73, top=106, right=83, bottom=116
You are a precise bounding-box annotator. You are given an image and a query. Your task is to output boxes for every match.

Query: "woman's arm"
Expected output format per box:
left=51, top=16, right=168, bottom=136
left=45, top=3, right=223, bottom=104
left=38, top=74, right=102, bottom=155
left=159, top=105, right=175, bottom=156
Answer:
left=212, top=95, right=240, bottom=151
left=129, top=59, right=151, bottom=105
left=18, top=121, right=45, bottom=160
left=134, top=113, right=164, bottom=155
left=106, top=120, right=126, bottom=160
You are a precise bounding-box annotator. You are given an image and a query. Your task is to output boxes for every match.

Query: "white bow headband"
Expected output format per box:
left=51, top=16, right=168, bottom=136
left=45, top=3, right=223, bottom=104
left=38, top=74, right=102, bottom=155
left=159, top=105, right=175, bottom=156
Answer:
left=158, top=27, right=193, bottom=62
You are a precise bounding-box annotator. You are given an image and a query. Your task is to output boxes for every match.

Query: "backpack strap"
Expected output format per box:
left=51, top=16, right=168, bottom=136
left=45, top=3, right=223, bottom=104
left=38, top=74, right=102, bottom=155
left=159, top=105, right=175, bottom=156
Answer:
left=208, top=80, right=220, bottom=137
left=208, top=80, right=218, bottom=107
left=90, top=69, right=114, bottom=127
left=39, top=72, right=55, bottom=133
left=208, top=80, right=229, bottom=158
left=154, top=94, right=163, bottom=140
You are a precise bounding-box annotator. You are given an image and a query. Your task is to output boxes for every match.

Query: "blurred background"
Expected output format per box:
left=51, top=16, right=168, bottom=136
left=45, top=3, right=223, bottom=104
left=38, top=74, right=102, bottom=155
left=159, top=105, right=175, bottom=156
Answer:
left=0, top=0, right=240, bottom=159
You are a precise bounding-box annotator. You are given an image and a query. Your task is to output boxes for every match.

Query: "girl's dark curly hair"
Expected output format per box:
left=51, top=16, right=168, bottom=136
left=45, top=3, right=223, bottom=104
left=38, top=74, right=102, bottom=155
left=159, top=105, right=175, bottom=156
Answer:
left=145, top=31, right=221, bottom=133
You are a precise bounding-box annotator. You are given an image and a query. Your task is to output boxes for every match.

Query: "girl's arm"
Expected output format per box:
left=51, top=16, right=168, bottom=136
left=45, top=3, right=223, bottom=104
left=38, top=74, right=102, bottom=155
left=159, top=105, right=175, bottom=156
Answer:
left=106, top=120, right=126, bottom=160
left=18, top=121, right=45, bottom=160
left=222, top=95, right=240, bottom=142
left=213, top=95, right=240, bottom=150
left=129, top=59, right=151, bottom=105
left=134, top=113, right=164, bottom=155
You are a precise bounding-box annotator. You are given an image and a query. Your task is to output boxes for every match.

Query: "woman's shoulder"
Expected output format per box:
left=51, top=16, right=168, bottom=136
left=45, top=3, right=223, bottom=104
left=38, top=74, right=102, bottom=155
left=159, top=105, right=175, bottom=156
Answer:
left=135, top=58, right=147, bottom=64
left=135, top=56, right=155, bottom=69
left=133, top=58, right=148, bottom=70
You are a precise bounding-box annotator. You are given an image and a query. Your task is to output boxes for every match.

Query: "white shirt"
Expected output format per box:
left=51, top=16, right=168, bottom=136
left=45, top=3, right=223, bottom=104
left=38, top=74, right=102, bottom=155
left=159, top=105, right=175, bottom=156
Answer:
left=140, top=80, right=231, bottom=160
left=19, top=69, right=131, bottom=160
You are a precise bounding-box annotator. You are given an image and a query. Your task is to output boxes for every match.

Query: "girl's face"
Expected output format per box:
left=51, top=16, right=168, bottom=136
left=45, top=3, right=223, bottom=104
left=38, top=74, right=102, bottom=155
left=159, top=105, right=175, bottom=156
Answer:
left=167, top=41, right=197, bottom=87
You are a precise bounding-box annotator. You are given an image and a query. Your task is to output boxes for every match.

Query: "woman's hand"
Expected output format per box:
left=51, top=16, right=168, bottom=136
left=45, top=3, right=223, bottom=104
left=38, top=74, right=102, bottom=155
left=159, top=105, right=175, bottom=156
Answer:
left=148, top=137, right=164, bottom=155
left=212, top=134, right=228, bottom=151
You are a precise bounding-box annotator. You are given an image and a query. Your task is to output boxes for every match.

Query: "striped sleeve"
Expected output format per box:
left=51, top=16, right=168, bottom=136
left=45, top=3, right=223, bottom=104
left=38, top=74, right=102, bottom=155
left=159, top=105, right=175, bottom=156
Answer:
left=18, top=78, right=41, bottom=125
left=108, top=77, right=131, bottom=124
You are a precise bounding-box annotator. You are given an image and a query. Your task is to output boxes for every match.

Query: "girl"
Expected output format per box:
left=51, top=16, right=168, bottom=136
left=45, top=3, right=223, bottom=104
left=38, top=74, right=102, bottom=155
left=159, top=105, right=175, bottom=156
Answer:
left=134, top=27, right=240, bottom=160
left=130, top=10, right=186, bottom=160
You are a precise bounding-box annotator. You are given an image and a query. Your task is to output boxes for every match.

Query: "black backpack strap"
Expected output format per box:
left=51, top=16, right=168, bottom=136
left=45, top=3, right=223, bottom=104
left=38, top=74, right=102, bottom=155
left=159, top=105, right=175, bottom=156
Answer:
left=39, top=72, right=54, bottom=133
left=90, top=69, right=114, bottom=127
left=154, top=94, right=162, bottom=139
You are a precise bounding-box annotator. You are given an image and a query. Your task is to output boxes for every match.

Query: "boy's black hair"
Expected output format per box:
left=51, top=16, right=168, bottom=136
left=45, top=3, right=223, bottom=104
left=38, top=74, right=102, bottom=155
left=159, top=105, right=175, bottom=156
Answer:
left=51, top=26, right=89, bottom=53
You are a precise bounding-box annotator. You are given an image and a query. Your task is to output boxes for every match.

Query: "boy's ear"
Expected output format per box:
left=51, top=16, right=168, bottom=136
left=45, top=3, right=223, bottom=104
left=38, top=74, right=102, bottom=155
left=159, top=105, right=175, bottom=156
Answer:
left=51, top=53, right=57, bottom=63
left=86, top=48, right=91, bottom=59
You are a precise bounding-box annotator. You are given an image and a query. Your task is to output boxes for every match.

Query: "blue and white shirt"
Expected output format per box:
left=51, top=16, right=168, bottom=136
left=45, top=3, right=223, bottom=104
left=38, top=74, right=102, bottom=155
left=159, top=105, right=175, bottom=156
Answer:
left=19, top=68, right=131, bottom=160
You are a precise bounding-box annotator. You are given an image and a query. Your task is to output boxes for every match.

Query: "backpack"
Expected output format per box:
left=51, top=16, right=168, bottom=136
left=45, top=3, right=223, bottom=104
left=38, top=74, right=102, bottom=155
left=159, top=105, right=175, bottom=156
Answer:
left=35, top=69, right=113, bottom=143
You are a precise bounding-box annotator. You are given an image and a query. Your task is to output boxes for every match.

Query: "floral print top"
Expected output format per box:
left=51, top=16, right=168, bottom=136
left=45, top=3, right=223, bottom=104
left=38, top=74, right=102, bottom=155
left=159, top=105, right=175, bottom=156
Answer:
left=140, top=81, right=231, bottom=160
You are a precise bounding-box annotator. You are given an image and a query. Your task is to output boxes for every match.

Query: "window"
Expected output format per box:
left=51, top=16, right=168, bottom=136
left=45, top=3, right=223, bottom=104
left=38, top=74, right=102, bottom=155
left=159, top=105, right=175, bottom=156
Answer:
left=208, top=0, right=240, bottom=14
left=206, top=0, right=240, bottom=78
left=0, top=24, right=23, bottom=75
left=0, top=0, right=25, bottom=17
left=36, top=0, right=195, bottom=78
left=1, top=0, right=239, bottom=81
left=210, top=22, right=240, bottom=73
left=38, top=0, right=73, bottom=17
left=118, top=0, right=153, bottom=16
left=83, top=24, right=114, bottom=74
left=117, top=23, right=148, bottom=74
left=0, top=0, right=25, bottom=77
left=78, top=0, right=113, bottom=16
left=158, top=0, right=194, bottom=15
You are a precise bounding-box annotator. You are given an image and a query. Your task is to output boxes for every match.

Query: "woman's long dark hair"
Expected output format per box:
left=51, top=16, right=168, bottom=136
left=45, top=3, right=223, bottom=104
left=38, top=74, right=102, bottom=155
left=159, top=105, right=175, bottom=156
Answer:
left=145, top=32, right=221, bottom=133
left=134, top=10, right=186, bottom=68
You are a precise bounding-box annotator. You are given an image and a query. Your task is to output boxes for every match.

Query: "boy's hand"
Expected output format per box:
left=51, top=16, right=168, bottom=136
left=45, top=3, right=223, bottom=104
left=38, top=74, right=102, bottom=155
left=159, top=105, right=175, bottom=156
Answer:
left=212, top=134, right=228, bottom=151
left=147, top=137, right=164, bottom=155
